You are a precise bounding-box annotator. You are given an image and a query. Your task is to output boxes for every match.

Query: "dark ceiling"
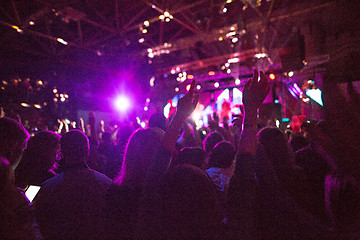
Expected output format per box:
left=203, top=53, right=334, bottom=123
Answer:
left=0, top=0, right=352, bottom=111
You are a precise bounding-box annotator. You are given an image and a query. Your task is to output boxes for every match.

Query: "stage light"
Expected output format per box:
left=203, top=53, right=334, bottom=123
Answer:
left=197, top=85, right=201, bottom=90
left=222, top=8, right=227, bottom=13
left=227, top=69, right=231, bottom=74
left=60, top=97, right=66, bottom=102
left=21, top=103, right=30, bottom=108
left=29, top=21, right=35, bottom=25
left=53, top=98, right=58, bottom=102
left=139, top=38, right=145, bottom=43
left=57, top=38, right=68, bottom=45
left=208, top=71, right=215, bottom=76
left=288, top=71, right=294, bottom=77
left=144, top=20, right=150, bottom=27
left=218, top=37, right=223, bottom=41
left=188, top=74, right=194, bottom=79
left=269, top=73, right=276, bottom=80
left=64, top=94, right=69, bottom=98
left=114, top=96, right=130, bottom=112
left=175, top=87, right=179, bottom=92
left=149, top=76, right=155, bottom=87
left=232, top=37, right=238, bottom=43
left=140, top=122, right=146, bottom=128
left=144, top=106, right=148, bottom=111
left=214, top=82, right=219, bottom=88
left=165, top=18, right=170, bottom=22
left=235, top=79, right=241, bottom=85
left=146, top=98, right=150, bottom=103
left=159, top=15, right=165, bottom=20
left=171, top=69, right=176, bottom=74
left=34, top=104, right=41, bottom=109
left=142, top=29, right=147, bottom=34
left=53, top=88, right=58, bottom=93
left=228, top=57, right=239, bottom=63
left=186, top=85, right=191, bottom=91
left=178, top=73, right=182, bottom=77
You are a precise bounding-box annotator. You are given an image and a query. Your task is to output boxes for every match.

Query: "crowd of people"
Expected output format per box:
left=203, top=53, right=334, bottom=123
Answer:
left=1, top=70, right=360, bottom=239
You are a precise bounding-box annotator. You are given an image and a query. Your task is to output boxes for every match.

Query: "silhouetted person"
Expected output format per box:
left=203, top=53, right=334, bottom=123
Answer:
left=15, top=130, right=60, bottom=189
left=34, top=130, right=111, bottom=240
left=0, top=117, right=35, bottom=239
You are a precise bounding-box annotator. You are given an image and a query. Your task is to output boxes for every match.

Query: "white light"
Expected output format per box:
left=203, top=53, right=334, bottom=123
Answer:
left=21, top=103, right=30, bottom=108
left=226, top=31, right=236, bottom=37
left=228, top=56, right=240, bottom=63
left=288, top=71, right=294, bottom=77
left=144, top=20, right=150, bottom=27
left=222, top=7, right=227, bottom=13
left=165, top=18, right=170, bottom=22
left=57, top=38, right=68, bottom=45
left=232, top=37, right=238, bottom=43
left=149, top=76, right=155, bottom=87
left=34, top=104, right=41, bottom=109
left=53, top=88, right=58, bottom=93
left=139, top=38, right=145, bottom=43
left=148, top=52, right=154, bottom=58
left=235, top=79, right=241, bottom=85
left=255, top=53, right=267, bottom=59
left=171, top=69, right=176, bottom=74
left=196, top=85, right=201, bottom=90
left=227, top=69, right=231, bottom=74
left=29, top=21, right=35, bottom=25
left=147, top=48, right=153, bottom=52
left=214, top=82, right=219, bottom=88
left=114, top=96, right=130, bottom=112
left=60, top=97, right=66, bottom=102
left=225, top=62, right=230, bottom=67
left=175, top=87, right=179, bottom=92
left=146, top=98, right=150, bottom=103
left=144, top=106, right=148, bottom=111
left=164, top=11, right=170, bottom=17
left=276, top=120, right=280, bottom=128
left=140, top=122, right=146, bottom=128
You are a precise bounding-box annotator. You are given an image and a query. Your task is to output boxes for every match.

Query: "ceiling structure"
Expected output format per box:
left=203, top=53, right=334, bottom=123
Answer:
left=0, top=0, right=341, bottom=111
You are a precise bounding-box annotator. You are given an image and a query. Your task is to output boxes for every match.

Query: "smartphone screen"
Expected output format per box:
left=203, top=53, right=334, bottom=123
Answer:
left=25, top=185, right=41, bottom=202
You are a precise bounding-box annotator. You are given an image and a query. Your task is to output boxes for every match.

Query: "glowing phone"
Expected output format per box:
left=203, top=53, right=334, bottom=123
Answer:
left=25, top=185, right=41, bottom=202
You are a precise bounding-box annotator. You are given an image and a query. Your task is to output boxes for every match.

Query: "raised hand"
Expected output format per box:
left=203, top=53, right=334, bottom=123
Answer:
left=243, top=69, right=270, bottom=111
left=176, top=80, right=199, bottom=119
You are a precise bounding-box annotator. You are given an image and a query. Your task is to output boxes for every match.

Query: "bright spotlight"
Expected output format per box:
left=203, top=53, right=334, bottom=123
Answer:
left=114, top=96, right=130, bottom=112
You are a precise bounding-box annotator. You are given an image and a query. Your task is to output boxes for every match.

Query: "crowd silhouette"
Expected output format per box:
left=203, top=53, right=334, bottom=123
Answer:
left=1, top=70, right=360, bottom=239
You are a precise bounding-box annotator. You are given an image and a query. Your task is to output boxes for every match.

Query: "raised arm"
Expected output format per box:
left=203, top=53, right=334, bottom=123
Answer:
left=163, top=80, right=199, bottom=153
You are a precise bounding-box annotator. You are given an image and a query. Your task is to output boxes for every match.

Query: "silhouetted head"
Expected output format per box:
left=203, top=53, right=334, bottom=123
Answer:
left=149, top=113, right=167, bottom=131
left=203, top=131, right=224, bottom=153
left=208, top=141, right=235, bottom=169
left=289, top=133, right=308, bottom=152
left=176, top=147, right=207, bottom=169
left=257, top=127, right=294, bottom=180
left=0, top=117, right=29, bottom=169
left=115, top=128, right=163, bottom=186
left=60, top=130, right=89, bottom=165
left=154, top=164, right=222, bottom=239
left=15, top=131, right=60, bottom=188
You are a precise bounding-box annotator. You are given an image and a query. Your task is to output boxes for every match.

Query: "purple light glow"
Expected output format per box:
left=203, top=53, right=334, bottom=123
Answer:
left=114, top=96, right=130, bottom=112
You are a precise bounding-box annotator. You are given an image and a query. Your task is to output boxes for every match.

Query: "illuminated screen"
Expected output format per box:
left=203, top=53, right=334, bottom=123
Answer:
left=25, top=185, right=41, bottom=202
